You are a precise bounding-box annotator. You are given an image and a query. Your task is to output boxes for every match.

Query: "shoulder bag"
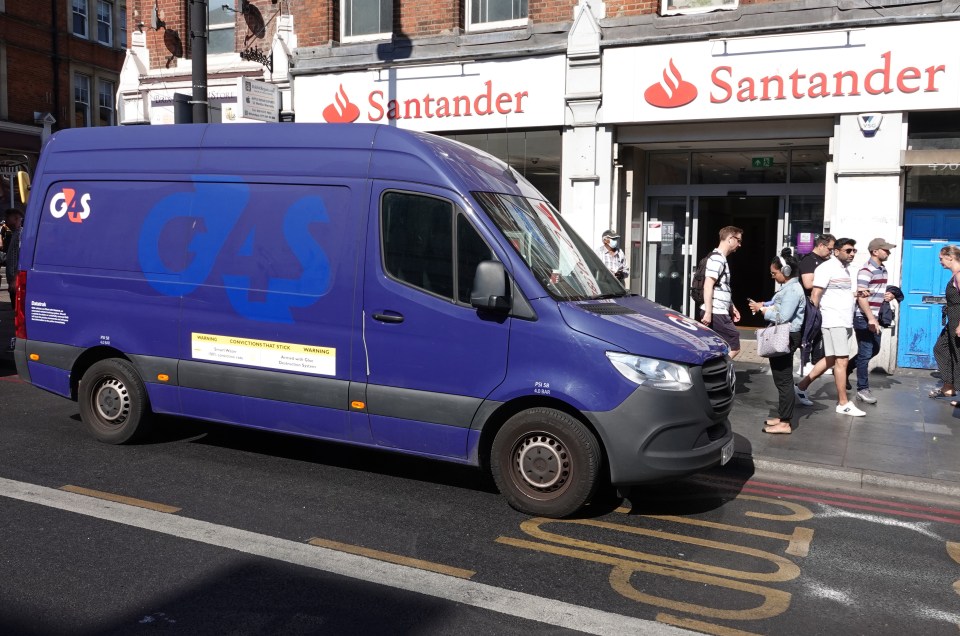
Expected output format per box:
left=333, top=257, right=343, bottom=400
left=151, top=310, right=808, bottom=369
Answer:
left=756, top=308, right=791, bottom=358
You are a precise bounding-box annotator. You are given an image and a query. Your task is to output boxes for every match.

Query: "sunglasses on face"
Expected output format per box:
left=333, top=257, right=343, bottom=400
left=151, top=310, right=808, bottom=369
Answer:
left=839, top=248, right=857, bottom=254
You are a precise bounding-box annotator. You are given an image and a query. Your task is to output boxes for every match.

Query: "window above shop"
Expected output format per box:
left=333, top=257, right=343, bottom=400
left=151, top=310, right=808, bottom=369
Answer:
left=342, top=0, right=393, bottom=42
left=467, top=0, right=528, bottom=33
left=71, top=0, right=125, bottom=49
left=208, top=3, right=236, bottom=54
left=661, top=0, right=737, bottom=17
left=648, top=149, right=826, bottom=186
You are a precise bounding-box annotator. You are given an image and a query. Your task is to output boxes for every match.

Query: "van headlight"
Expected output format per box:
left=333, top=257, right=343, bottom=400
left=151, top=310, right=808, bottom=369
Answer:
left=605, top=352, right=693, bottom=391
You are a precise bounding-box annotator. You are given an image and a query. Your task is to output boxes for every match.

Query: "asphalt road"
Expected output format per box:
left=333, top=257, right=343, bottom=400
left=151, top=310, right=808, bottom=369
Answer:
left=2, top=361, right=960, bottom=635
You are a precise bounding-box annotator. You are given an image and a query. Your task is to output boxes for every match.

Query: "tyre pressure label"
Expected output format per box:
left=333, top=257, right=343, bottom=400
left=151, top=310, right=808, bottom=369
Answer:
left=191, top=333, right=336, bottom=376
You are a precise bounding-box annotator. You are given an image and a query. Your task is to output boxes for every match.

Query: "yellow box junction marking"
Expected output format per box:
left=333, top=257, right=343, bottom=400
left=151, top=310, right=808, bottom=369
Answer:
left=308, top=537, right=475, bottom=580
left=60, top=485, right=181, bottom=514
left=191, top=332, right=336, bottom=376
left=497, top=495, right=818, bottom=623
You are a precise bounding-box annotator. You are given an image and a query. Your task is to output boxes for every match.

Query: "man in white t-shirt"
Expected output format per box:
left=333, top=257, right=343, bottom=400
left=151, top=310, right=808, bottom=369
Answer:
left=793, top=237, right=866, bottom=417
left=700, top=226, right=743, bottom=359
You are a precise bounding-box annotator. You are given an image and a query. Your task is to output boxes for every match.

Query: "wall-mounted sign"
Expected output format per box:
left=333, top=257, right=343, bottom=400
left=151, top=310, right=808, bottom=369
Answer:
left=603, top=22, right=960, bottom=123
left=295, top=56, right=565, bottom=132
left=751, top=157, right=774, bottom=168
left=237, top=78, right=279, bottom=123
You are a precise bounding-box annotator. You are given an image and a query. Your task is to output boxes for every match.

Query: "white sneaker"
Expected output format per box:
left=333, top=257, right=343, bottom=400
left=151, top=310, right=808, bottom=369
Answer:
left=836, top=402, right=866, bottom=417
left=801, top=363, right=815, bottom=376
left=794, top=384, right=814, bottom=406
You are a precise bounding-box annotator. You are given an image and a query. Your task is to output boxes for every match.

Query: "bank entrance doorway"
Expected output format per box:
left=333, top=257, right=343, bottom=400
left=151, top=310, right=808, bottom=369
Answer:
left=645, top=196, right=782, bottom=328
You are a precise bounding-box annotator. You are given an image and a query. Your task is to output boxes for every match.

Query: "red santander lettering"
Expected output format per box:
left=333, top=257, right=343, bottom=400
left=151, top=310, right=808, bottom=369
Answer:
left=711, top=52, right=946, bottom=104
left=366, top=81, right=528, bottom=122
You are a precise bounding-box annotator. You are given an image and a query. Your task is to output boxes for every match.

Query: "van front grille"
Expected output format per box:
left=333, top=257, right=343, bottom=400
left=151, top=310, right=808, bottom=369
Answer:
left=701, top=356, right=734, bottom=415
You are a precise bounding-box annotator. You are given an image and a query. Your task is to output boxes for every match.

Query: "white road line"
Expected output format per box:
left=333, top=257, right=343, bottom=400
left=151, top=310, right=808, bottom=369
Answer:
left=1, top=476, right=693, bottom=636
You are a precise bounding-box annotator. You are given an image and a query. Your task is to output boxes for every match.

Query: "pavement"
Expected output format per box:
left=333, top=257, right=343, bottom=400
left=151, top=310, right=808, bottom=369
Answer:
left=1, top=272, right=957, bottom=500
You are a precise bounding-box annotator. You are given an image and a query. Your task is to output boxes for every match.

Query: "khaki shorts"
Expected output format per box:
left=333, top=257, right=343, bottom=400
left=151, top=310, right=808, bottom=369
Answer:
left=822, top=326, right=852, bottom=357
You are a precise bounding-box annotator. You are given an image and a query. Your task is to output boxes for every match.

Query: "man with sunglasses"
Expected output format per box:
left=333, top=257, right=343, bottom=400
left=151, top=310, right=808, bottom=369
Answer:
left=794, top=237, right=866, bottom=417
left=700, top=226, right=743, bottom=359
left=846, top=238, right=896, bottom=404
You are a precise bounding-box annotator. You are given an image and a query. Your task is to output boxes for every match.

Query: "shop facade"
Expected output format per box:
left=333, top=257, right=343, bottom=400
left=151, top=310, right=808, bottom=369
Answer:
left=598, top=20, right=960, bottom=369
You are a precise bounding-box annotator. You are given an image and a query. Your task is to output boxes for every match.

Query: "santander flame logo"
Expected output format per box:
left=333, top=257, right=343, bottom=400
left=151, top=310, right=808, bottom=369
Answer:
left=643, top=59, right=698, bottom=109
left=322, top=85, right=361, bottom=123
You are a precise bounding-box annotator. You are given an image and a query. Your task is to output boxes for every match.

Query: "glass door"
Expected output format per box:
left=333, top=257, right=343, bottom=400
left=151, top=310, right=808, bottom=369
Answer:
left=646, top=197, right=689, bottom=313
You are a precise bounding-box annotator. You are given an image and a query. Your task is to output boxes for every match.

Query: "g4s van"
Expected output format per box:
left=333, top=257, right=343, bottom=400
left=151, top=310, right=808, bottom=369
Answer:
left=13, top=124, right=735, bottom=517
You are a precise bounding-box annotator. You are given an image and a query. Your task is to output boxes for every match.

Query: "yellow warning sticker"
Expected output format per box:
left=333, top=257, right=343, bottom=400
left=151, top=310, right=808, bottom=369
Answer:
left=191, top=333, right=336, bottom=376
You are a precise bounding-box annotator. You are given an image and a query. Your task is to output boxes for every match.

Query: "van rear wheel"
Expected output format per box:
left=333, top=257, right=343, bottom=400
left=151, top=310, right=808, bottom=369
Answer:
left=490, top=408, right=602, bottom=518
left=78, top=359, right=153, bottom=444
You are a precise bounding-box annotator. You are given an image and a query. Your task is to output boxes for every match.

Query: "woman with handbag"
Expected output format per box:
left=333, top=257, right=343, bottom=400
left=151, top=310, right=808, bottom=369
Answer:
left=748, top=249, right=805, bottom=434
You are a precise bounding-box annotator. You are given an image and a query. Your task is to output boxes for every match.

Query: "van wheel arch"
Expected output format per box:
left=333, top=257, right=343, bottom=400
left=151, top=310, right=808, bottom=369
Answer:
left=70, top=346, right=134, bottom=400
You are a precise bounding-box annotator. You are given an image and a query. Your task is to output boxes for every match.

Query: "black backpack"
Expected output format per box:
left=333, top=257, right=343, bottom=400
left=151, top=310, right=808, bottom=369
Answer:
left=690, top=252, right=725, bottom=306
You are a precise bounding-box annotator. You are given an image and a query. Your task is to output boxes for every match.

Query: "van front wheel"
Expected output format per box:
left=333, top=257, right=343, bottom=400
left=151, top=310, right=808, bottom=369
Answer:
left=78, top=359, right=153, bottom=444
left=491, top=408, right=601, bottom=518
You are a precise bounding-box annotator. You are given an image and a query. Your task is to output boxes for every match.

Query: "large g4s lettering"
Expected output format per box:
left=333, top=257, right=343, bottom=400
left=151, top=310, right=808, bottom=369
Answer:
left=49, top=188, right=92, bottom=223
left=138, top=177, right=332, bottom=323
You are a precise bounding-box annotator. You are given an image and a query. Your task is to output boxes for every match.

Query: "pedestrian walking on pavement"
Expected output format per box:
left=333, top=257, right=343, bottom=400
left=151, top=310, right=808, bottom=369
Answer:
left=847, top=238, right=896, bottom=405
left=699, top=226, right=743, bottom=359
left=930, top=244, right=960, bottom=404
left=797, top=233, right=834, bottom=374
left=748, top=248, right=805, bottom=434
left=596, top=229, right=628, bottom=285
left=793, top=237, right=866, bottom=417
left=1, top=207, right=22, bottom=307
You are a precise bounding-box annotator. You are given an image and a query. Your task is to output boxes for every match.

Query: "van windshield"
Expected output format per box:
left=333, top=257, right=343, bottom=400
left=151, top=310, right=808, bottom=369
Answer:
left=473, top=192, right=627, bottom=301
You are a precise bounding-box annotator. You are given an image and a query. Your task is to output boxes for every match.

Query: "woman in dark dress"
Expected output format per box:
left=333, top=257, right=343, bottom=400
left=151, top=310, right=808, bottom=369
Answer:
left=930, top=245, right=960, bottom=402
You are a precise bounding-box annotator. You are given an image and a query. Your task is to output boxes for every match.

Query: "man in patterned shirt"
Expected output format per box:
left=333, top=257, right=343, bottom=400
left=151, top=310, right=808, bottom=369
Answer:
left=700, top=226, right=743, bottom=359
left=596, top=229, right=628, bottom=285
left=847, top=238, right=896, bottom=405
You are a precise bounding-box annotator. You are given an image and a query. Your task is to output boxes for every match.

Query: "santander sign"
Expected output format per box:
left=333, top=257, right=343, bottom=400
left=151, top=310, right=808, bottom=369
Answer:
left=321, top=81, right=529, bottom=123
left=644, top=51, right=946, bottom=109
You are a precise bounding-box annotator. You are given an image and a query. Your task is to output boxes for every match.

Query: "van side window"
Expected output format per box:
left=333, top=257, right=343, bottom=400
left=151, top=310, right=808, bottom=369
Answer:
left=457, top=214, right=494, bottom=304
left=382, top=191, right=454, bottom=299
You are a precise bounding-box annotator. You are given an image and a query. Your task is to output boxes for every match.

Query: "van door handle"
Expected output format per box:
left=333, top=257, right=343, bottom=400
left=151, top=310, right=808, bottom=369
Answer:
left=372, top=312, right=404, bottom=323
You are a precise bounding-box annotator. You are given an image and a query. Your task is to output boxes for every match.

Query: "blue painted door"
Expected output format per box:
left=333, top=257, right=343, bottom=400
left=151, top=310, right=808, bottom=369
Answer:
left=898, top=208, right=960, bottom=368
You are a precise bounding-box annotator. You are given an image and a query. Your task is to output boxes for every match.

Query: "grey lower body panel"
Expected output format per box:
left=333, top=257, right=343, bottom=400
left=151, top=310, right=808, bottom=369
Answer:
left=584, top=383, right=732, bottom=486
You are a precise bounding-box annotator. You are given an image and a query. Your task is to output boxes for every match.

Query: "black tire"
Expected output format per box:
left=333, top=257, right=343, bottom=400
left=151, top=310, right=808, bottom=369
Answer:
left=78, top=358, right=153, bottom=444
left=490, top=408, right=602, bottom=518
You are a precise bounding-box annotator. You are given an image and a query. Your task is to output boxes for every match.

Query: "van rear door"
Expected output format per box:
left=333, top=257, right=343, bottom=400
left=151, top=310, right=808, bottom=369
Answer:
left=362, top=184, right=510, bottom=458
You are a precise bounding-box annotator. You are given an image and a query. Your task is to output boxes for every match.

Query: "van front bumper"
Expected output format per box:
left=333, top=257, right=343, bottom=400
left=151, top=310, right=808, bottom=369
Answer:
left=583, top=360, right=734, bottom=485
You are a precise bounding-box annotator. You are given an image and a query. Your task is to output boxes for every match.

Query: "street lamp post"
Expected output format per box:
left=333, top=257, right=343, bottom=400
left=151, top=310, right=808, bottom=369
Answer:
left=190, top=0, right=208, bottom=123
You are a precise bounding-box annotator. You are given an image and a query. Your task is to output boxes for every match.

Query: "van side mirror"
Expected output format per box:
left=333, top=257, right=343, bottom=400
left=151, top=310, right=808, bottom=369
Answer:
left=470, top=260, right=511, bottom=312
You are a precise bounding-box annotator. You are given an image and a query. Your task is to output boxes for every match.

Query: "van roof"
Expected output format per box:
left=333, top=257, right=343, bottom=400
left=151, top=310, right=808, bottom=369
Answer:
left=38, top=123, right=542, bottom=199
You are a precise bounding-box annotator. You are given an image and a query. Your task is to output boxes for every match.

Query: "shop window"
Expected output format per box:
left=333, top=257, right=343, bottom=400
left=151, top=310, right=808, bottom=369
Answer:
left=789, top=149, right=827, bottom=184
left=98, top=80, right=115, bottom=126
left=661, top=0, right=738, bottom=17
left=788, top=196, right=825, bottom=254
left=97, top=0, right=113, bottom=46
left=447, top=130, right=560, bottom=207
left=74, top=73, right=91, bottom=127
left=208, top=2, right=235, bottom=54
left=342, top=0, right=392, bottom=42
left=692, top=151, right=787, bottom=185
left=73, top=0, right=88, bottom=37
left=648, top=153, right=689, bottom=186
left=467, top=0, right=528, bottom=32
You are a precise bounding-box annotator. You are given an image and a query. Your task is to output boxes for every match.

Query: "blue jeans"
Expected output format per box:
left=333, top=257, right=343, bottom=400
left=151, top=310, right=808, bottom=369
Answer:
left=849, top=314, right=881, bottom=390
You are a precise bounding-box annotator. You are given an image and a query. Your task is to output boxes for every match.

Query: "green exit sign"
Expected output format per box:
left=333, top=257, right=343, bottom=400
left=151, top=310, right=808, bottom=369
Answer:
left=752, top=157, right=774, bottom=168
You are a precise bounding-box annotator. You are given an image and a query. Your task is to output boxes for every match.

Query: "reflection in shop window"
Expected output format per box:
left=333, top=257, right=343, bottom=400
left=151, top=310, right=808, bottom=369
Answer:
left=648, top=153, right=689, bottom=186
left=447, top=130, right=561, bottom=208
left=693, top=151, right=787, bottom=184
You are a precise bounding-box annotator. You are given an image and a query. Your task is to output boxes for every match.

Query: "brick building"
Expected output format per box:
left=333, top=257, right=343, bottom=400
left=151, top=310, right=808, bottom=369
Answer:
left=0, top=0, right=126, bottom=207
left=120, top=1, right=960, bottom=372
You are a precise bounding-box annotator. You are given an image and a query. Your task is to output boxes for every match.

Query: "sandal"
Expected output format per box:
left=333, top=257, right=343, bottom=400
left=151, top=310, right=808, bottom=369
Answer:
left=762, top=423, right=792, bottom=434
left=929, top=387, right=956, bottom=399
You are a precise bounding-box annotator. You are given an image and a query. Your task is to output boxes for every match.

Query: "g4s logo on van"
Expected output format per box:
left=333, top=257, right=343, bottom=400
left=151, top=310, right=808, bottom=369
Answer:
left=665, top=313, right=702, bottom=332
left=138, top=177, right=333, bottom=323
left=49, top=188, right=92, bottom=223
